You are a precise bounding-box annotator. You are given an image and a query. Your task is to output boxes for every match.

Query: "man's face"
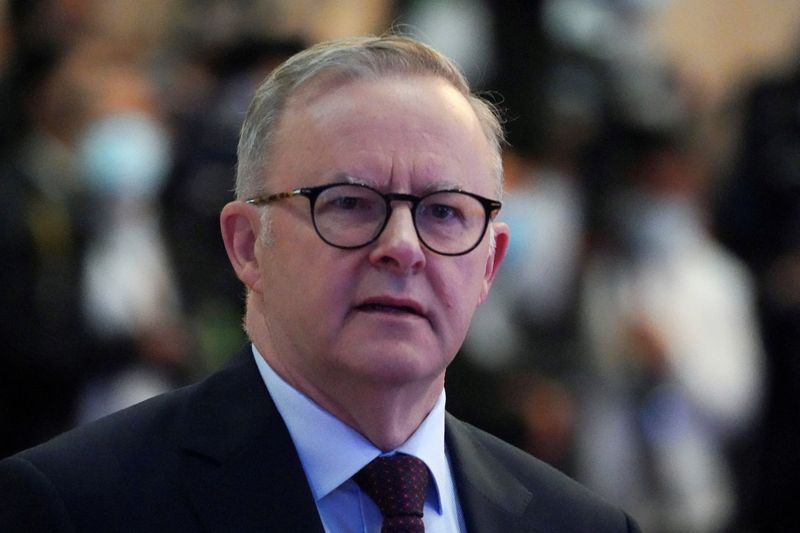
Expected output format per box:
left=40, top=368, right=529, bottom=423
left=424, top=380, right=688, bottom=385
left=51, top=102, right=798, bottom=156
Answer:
left=247, top=75, right=508, bottom=401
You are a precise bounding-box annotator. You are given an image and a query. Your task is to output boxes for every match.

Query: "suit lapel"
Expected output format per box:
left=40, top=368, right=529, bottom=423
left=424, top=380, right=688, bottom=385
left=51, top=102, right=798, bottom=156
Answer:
left=446, top=414, right=539, bottom=533
left=176, top=347, right=325, bottom=532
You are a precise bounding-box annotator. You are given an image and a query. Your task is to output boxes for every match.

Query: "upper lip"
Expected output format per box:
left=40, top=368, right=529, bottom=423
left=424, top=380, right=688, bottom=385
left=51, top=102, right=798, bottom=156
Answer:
left=355, top=296, right=427, bottom=318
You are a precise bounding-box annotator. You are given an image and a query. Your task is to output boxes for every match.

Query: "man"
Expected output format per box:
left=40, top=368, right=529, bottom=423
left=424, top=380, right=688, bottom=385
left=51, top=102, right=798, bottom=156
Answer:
left=0, top=35, right=639, bottom=532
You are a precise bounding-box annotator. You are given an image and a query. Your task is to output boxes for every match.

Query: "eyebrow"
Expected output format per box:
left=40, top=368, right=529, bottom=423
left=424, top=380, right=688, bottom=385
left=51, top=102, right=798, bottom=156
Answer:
left=423, top=181, right=462, bottom=193
left=340, top=174, right=370, bottom=186
left=338, top=174, right=463, bottom=194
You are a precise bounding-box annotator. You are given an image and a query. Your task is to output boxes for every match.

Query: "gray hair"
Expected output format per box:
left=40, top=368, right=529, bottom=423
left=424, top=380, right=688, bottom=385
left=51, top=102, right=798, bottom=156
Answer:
left=235, top=34, right=505, bottom=201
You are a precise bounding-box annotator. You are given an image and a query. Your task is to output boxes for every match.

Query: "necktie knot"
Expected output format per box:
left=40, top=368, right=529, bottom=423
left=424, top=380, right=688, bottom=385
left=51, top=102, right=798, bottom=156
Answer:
left=354, top=453, right=429, bottom=532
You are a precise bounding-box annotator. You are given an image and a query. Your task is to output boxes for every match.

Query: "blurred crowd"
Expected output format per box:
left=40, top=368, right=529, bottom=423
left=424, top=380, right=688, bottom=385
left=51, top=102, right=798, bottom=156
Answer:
left=1, top=1, right=799, bottom=532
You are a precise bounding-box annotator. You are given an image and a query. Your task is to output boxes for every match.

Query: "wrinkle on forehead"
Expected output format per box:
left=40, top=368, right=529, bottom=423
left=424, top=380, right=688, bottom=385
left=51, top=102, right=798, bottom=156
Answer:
left=332, top=172, right=461, bottom=197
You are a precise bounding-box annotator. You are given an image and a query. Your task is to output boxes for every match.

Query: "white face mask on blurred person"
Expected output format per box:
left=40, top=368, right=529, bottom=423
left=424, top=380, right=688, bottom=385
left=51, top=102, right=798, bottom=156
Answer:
left=78, top=112, right=180, bottom=338
left=78, top=112, right=172, bottom=199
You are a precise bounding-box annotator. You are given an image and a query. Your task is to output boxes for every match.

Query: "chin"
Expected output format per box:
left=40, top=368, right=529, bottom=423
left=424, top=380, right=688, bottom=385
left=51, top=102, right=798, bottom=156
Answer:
left=349, top=345, right=447, bottom=386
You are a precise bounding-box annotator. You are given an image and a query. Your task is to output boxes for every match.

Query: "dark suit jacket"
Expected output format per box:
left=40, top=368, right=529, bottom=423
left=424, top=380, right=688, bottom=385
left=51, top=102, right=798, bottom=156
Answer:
left=0, top=348, right=639, bottom=532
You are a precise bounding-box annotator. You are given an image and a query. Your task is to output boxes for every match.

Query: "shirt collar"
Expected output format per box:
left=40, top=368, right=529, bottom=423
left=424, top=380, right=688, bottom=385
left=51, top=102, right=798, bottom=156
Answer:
left=251, top=345, right=448, bottom=513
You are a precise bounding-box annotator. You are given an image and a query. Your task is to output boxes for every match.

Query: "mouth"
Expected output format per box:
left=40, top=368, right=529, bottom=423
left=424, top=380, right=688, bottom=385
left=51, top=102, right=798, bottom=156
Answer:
left=355, top=298, right=426, bottom=318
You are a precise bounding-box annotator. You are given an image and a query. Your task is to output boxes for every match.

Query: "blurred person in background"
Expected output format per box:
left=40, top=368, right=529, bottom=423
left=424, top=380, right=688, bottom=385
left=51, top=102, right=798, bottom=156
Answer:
left=70, top=38, right=191, bottom=424
left=577, top=125, right=764, bottom=533
left=464, top=59, right=602, bottom=475
left=713, top=60, right=800, bottom=532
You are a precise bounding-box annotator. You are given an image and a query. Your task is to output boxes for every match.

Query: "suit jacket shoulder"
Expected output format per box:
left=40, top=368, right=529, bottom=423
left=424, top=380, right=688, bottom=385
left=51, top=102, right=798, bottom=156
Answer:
left=445, top=414, right=640, bottom=533
left=0, top=348, right=324, bottom=532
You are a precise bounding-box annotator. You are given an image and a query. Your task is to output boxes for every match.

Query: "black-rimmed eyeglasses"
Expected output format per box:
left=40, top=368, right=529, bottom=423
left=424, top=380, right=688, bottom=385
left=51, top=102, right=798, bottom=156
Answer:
left=246, top=182, right=502, bottom=256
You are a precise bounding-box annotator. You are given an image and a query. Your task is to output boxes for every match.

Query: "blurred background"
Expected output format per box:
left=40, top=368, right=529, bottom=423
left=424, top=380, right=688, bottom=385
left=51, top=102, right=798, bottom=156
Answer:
left=1, top=0, right=799, bottom=531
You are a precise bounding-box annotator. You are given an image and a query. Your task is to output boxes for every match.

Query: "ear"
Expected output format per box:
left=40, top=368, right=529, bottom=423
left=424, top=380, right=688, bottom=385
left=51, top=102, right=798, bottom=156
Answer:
left=220, top=201, right=263, bottom=293
left=478, top=221, right=509, bottom=305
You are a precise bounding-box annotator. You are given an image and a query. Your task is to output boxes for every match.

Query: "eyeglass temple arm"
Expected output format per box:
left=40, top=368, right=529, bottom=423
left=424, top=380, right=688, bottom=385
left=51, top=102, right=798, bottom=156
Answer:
left=246, top=190, right=302, bottom=205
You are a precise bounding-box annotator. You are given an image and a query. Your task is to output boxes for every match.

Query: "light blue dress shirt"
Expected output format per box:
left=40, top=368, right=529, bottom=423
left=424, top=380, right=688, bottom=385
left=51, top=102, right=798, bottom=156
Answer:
left=252, top=346, right=466, bottom=532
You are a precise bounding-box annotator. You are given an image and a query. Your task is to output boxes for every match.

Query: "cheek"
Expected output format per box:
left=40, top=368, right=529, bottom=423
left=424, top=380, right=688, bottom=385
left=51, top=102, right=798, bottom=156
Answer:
left=279, top=248, right=359, bottom=320
left=262, top=253, right=355, bottom=360
left=434, top=262, right=486, bottom=330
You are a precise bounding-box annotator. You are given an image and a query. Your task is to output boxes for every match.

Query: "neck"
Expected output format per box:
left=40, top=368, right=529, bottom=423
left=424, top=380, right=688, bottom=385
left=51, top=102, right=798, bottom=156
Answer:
left=245, top=298, right=444, bottom=451
left=317, top=378, right=443, bottom=451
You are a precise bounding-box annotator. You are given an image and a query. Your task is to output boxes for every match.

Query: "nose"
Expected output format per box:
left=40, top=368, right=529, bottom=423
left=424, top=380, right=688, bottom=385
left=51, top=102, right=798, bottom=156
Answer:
left=368, top=204, right=426, bottom=274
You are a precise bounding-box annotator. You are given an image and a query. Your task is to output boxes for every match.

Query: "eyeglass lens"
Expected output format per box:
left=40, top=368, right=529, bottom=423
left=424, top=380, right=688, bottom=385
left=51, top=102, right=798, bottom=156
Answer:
left=312, top=184, right=488, bottom=254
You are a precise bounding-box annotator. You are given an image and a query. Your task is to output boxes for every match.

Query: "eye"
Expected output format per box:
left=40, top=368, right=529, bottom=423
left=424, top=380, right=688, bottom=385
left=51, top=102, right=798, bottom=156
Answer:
left=318, top=187, right=378, bottom=212
left=429, top=203, right=460, bottom=220
left=418, top=200, right=467, bottom=226
left=332, top=195, right=363, bottom=210
left=315, top=186, right=384, bottom=222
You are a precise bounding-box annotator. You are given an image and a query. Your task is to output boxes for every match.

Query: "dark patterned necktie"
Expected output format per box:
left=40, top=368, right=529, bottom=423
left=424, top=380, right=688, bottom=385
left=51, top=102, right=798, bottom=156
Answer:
left=354, top=453, right=430, bottom=533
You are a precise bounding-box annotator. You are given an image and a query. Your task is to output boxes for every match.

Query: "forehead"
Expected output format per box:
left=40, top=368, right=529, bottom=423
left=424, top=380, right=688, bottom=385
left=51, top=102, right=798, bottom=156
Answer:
left=268, top=75, right=495, bottom=195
